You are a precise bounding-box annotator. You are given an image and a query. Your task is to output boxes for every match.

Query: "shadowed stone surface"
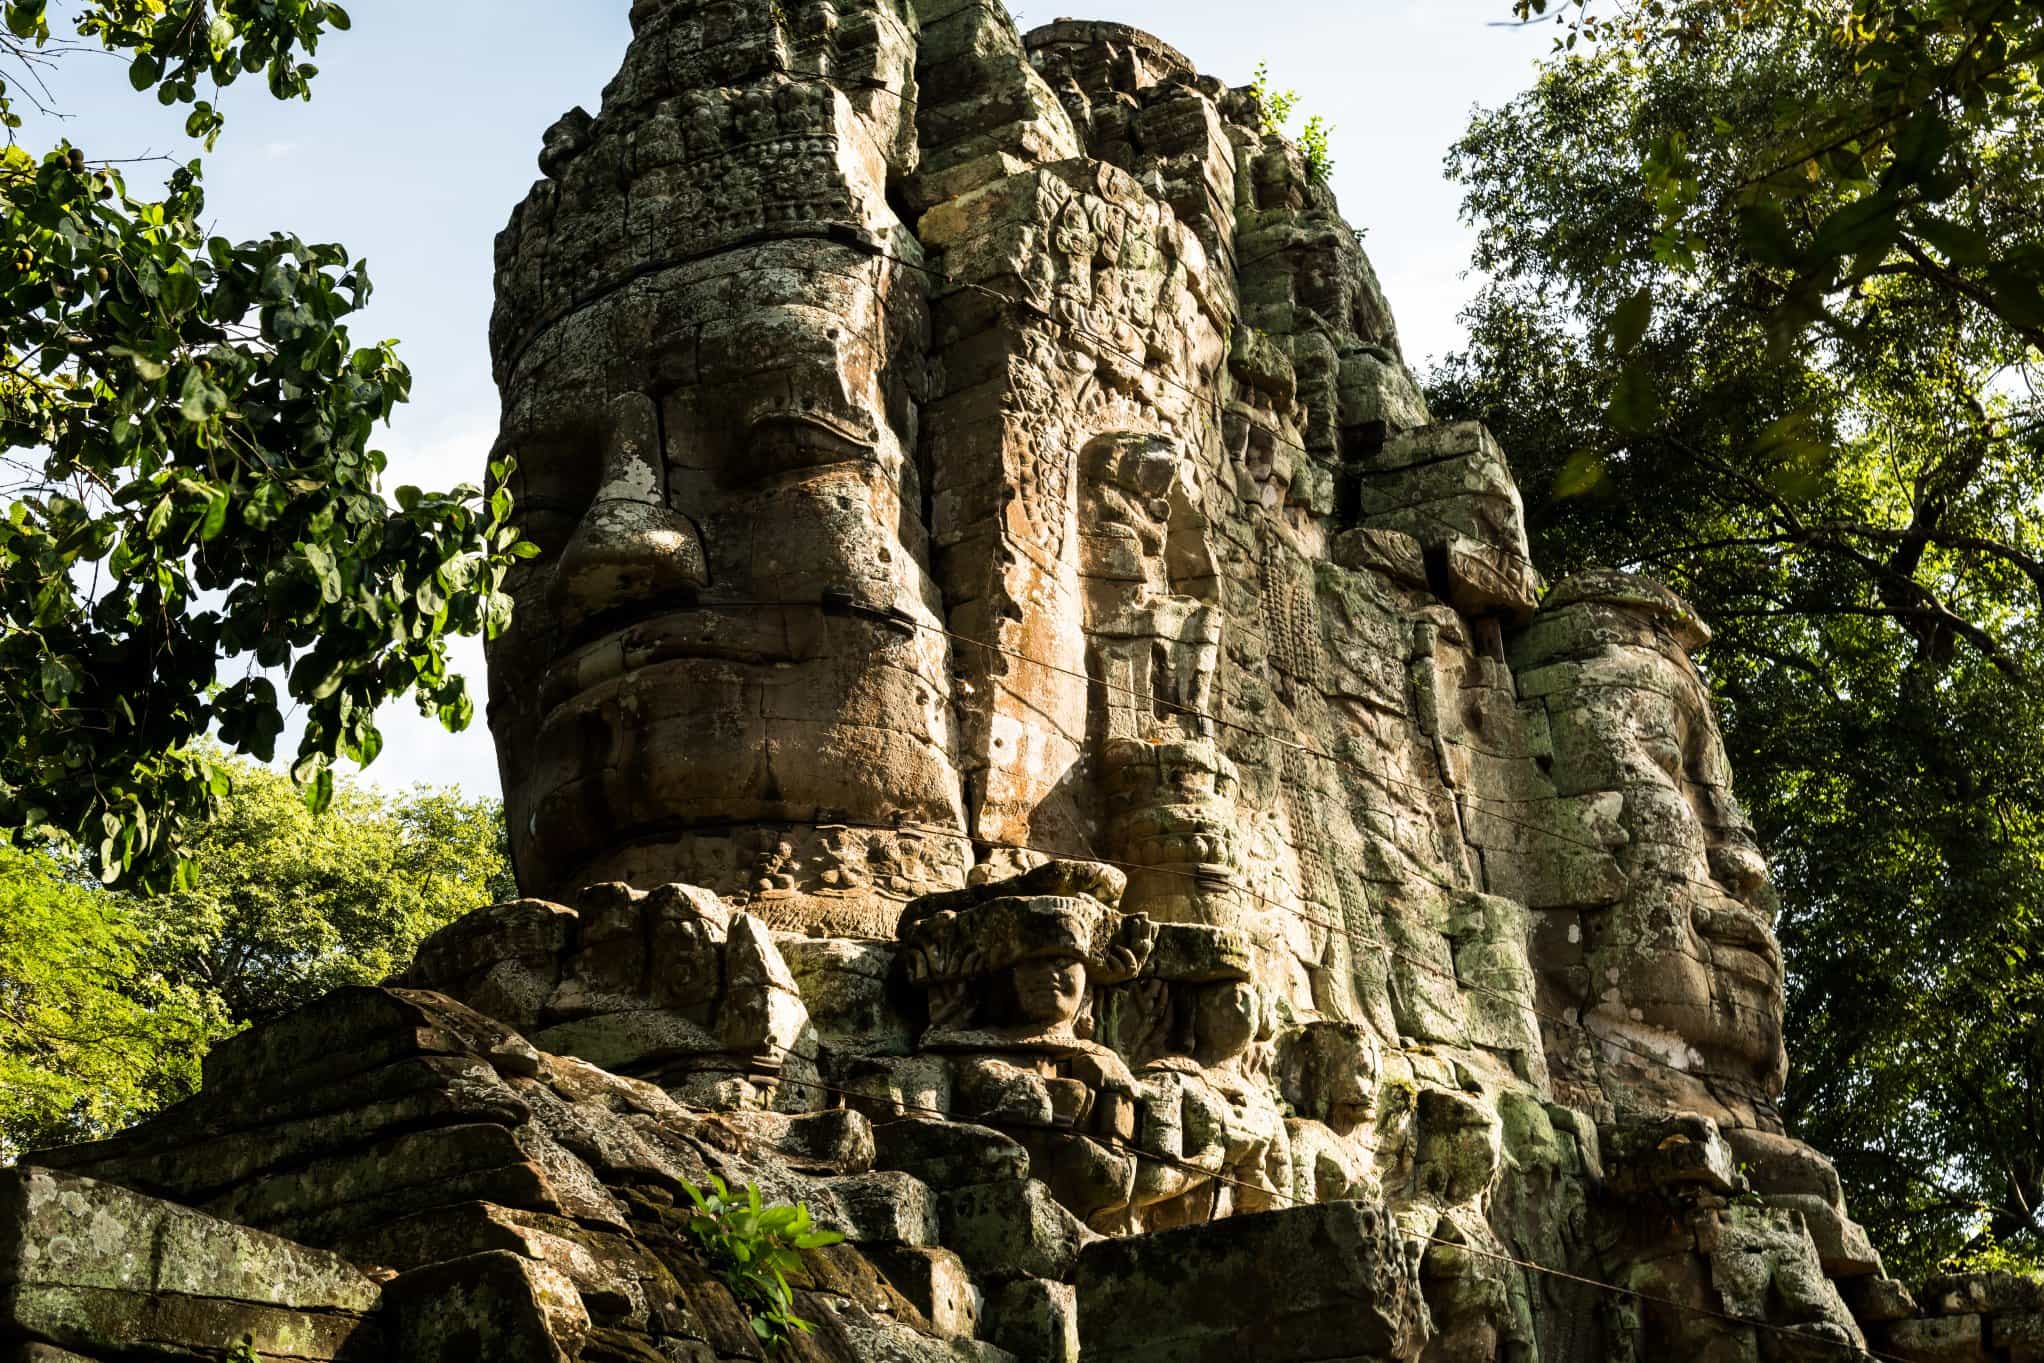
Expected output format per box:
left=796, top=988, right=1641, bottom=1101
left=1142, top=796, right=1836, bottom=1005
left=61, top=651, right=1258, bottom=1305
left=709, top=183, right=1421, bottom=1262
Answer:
left=1075, top=1202, right=1428, bottom=1362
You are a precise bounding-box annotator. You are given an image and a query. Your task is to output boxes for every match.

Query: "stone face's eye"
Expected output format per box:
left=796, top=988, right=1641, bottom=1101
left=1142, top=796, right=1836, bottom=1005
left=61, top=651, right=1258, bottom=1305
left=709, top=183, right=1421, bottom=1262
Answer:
left=512, top=494, right=587, bottom=560
left=499, top=433, right=602, bottom=560
left=739, top=410, right=874, bottom=482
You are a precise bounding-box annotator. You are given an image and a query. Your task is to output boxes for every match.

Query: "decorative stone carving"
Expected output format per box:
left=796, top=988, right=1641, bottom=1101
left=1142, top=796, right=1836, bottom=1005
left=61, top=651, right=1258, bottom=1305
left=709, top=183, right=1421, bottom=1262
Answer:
left=396, top=881, right=819, bottom=1112
left=1513, top=570, right=1790, bottom=1127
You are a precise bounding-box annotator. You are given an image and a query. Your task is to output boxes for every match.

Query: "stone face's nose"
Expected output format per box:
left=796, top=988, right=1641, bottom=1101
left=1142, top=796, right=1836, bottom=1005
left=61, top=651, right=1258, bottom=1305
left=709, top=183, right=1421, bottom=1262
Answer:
left=549, top=392, right=708, bottom=633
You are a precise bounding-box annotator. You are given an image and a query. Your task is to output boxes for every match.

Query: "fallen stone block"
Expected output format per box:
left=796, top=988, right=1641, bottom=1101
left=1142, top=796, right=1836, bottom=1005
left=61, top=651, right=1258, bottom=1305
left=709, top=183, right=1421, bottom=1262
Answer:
left=986, top=1278, right=1079, bottom=1363
left=942, top=1181, right=1097, bottom=1284
left=1883, top=1313, right=1985, bottom=1363
left=818, top=1171, right=940, bottom=1247
left=382, top=1250, right=588, bottom=1363
left=869, top=1246, right=981, bottom=1341
left=1996, top=1310, right=2044, bottom=1363
left=1844, top=1275, right=1919, bottom=1324
left=876, top=1118, right=1031, bottom=1187
left=1765, top=1194, right=1882, bottom=1278
left=0, top=1169, right=385, bottom=1361
left=1075, top=1201, right=1428, bottom=1363
left=1922, top=1270, right=2044, bottom=1316
left=3, top=1344, right=101, bottom=1362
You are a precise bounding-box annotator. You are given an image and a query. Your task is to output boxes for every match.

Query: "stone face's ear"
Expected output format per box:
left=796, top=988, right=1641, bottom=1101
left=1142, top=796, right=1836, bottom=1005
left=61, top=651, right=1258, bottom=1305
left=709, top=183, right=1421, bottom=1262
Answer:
left=538, top=106, right=593, bottom=177
left=548, top=392, right=709, bottom=632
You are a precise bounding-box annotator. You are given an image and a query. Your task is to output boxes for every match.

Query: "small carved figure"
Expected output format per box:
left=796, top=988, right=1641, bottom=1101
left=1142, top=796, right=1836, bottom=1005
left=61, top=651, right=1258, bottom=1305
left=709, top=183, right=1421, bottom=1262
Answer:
left=1280, top=1020, right=1385, bottom=1206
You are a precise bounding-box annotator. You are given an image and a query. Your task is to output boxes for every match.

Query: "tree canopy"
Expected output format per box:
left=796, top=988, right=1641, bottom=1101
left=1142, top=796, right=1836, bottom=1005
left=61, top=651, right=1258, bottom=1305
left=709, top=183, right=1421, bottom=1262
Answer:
left=0, top=1, right=526, bottom=892
left=0, top=840, right=219, bottom=1161
left=1440, top=1, right=2044, bottom=1278
left=0, top=754, right=511, bottom=1160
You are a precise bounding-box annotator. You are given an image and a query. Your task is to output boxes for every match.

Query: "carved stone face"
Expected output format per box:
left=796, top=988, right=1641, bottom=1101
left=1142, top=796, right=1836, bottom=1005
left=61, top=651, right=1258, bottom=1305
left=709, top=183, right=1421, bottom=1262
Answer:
left=487, top=0, right=1789, bottom=1154
left=1280, top=1022, right=1382, bottom=1137
left=1102, top=738, right=1245, bottom=926
left=1523, top=576, right=1787, bottom=1098
left=1192, top=981, right=1258, bottom=1068
left=1586, top=685, right=1786, bottom=1088
left=486, top=255, right=972, bottom=934
left=1013, top=956, right=1089, bottom=1026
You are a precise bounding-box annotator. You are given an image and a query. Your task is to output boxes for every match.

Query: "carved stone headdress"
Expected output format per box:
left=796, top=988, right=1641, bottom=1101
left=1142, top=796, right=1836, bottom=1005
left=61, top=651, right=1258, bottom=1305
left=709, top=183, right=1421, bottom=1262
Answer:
left=901, top=893, right=1157, bottom=1035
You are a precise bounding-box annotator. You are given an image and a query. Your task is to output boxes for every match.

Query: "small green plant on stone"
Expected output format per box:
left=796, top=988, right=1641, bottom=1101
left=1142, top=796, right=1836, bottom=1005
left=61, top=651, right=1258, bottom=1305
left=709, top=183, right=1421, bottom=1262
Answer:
left=1249, top=62, right=1335, bottom=185
left=1298, top=114, right=1336, bottom=185
left=1728, top=1161, right=1767, bottom=1210
left=680, top=1175, right=844, bottom=1350
left=227, top=1337, right=262, bottom=1363
left=1249, top=62, right=1299, bottom=132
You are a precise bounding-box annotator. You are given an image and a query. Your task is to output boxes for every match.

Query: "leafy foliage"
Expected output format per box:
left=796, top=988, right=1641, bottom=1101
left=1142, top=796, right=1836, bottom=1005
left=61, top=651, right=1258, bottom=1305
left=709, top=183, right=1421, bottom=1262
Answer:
left=1505, top=0, right=2044, bottom=406
left=1438, top=6, right=2044, bottom=1280
left=144, top=753, right=514, bottom=1025
left=1249, top=61, right=1336, bottom=184
left=1298, top=114, right=1336, bottom=186
left=680, top=1175, right=844, bottom=1350
left=0, top=841, right=221, bottom=1161
left=0, top=753, right=511, bottom=1159
left=2, top=0, right=349, bottom=149
left=0, top=3, right=529, bottom=892
left=1940, top=1233, right=2044, bottom=1281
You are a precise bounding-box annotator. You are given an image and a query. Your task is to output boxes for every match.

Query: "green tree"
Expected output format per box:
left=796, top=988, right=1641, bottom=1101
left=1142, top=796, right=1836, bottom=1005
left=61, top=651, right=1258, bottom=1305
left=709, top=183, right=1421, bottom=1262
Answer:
left=0, top=842, right=221, bottom=1161
left=1437, top=9, right=2044, bottom=1280
left=145, top=756, right=514, bottom=1025
left=1505, top=1, right=2044, bottom=358
left=0, top=1, right=527, bottom=893
left=0, top=754, right=511, bottom=1158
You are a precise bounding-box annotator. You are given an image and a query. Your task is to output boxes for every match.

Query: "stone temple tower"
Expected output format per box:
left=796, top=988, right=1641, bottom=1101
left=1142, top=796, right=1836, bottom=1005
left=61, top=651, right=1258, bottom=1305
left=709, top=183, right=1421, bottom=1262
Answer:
left=6, top=6, right=2031, bottom=1363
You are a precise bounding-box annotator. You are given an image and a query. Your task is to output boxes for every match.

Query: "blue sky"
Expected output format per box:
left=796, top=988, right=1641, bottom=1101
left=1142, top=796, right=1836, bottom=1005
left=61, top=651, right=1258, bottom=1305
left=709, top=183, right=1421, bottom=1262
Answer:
left=21, top=1, right=1551, bottom=800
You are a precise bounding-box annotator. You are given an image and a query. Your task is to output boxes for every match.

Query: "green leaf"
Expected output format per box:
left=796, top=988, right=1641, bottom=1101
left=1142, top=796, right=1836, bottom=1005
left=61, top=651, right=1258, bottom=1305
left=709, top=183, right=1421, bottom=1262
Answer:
left=177, top=369, right=228, bottom=424
left=1736, top=199, right=1798, bottom=269
left=1912, top=215, right=1992, bottom=269
left=1885, top=110, right=1953, bottom=190
left=1551, top=449, right=1608, bottom=500
left=198, top=487, right=230, bottom=542
left=1609, top=287, right=1653, bottom=356
left=1985, top=260, right=2044, bottom=331
left=1810, top=190, right=1902, bottom=261
left=1605, top=362, right=1663, bottom=435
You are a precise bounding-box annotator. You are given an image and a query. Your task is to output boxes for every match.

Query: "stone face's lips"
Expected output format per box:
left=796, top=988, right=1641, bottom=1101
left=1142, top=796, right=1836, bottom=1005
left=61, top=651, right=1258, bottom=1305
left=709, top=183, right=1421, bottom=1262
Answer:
left=1694, top=901, right=1783, bottom=984
left=536, top=604, right=808, bottom=725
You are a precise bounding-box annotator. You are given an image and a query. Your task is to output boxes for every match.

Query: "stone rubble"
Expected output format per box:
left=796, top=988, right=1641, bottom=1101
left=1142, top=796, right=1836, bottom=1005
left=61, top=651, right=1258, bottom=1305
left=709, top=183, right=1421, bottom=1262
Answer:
left=3, top=3, right=2033, bottom=1361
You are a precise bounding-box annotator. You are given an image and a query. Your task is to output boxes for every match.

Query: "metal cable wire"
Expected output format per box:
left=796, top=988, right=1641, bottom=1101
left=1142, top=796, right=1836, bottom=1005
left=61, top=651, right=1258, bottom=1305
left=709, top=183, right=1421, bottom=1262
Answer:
left=668, top=593, right=1764, bottom=917
left=684, top=800, right=1759, bottom=1109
